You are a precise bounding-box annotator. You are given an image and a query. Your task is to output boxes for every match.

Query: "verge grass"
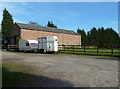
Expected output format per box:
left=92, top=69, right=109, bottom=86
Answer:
left=2, top=63, right=31, bottom=87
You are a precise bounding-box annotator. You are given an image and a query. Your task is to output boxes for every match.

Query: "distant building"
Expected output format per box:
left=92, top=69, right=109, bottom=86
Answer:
left=10, top=22, right=81, bottom=45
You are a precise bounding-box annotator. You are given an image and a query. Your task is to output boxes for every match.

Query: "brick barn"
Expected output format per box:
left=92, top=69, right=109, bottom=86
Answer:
left=10, top=22, right=81, bottom=45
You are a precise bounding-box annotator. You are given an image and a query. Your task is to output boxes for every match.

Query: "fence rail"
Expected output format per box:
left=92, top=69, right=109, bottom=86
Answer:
left=58, top=45, right=120, bottom=56
left=5, top=45, right=19, bottom=50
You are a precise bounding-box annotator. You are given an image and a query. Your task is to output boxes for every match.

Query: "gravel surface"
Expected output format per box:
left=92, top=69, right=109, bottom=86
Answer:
left=2, top=51, right=118, bottom=87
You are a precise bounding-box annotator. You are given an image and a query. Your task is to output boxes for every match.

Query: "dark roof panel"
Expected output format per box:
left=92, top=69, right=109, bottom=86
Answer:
left=15, top=22, right=79, bottom=35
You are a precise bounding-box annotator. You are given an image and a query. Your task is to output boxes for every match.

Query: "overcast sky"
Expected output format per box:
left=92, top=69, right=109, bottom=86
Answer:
left=1, top=2, right=118, bottom=34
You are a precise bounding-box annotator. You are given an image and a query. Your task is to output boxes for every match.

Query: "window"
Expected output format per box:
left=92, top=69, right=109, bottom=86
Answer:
left=30, top=43, right=38, bottom=46
left=55, top=39, right=57, bottom=41
left=26, top=43, right=29, bottom=46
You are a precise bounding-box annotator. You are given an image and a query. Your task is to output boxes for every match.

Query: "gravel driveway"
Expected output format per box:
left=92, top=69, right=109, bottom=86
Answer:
left=2, top=51, right=118, bottom=87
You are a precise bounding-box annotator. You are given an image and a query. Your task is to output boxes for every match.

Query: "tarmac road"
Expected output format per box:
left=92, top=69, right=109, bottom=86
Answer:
left=2, top=51, right=118, bottom=87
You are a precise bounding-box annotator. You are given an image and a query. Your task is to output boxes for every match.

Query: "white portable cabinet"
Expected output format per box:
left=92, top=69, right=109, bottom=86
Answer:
left=38, top=36, right=58, bottom=53
left=19, top=40, right=38, bottom=51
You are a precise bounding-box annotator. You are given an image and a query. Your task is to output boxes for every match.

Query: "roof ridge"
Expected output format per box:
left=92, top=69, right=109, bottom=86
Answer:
left=15, top=22, right=75, bottom=31
left=15, top=22, right=79, bottom=35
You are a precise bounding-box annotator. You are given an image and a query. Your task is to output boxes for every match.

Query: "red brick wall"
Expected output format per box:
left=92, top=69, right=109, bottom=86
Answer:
left=21, top=29, right=81, bottom=45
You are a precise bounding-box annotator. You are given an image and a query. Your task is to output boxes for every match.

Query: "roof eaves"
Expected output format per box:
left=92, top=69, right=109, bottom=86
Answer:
left=15, top=22, right=80, bottom=36
left=15, top=22, right=22, bottom=29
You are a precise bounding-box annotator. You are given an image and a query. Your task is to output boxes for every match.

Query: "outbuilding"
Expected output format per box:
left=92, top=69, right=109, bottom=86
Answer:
left=10, top=22, right=81, bottom=45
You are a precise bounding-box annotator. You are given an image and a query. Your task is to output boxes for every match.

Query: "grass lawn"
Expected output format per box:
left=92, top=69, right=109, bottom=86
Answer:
left=2, top=63, right=31, bottom=87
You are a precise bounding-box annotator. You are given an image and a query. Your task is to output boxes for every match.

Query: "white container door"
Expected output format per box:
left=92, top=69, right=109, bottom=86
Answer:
left=48, top=43, right=53, bottom=51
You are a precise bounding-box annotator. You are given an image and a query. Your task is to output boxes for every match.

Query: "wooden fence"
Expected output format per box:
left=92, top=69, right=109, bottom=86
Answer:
left=2, top=44, right=120, bottom=56
left=6, top=45, right=19, bottom=50
left=58, top=45, right=120, bottom=56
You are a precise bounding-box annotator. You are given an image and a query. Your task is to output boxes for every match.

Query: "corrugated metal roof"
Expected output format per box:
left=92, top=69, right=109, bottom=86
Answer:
left=15, top=22, right=79, bottom=35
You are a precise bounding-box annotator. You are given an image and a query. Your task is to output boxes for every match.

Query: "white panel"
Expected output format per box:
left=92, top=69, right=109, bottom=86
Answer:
left=38, top=36, right=58, bottom=52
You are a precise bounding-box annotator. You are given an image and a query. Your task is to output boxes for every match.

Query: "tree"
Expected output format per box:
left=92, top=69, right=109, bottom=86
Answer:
left=47, top=21, right=51, bottom=27
left=87, top=31, right=91, bottom=46
left=77, top=26, right=120, bottom=48
left=89, top=27, right=98, bottom=46
left=77, top=28, right=87, bottom=46
left=2, top=8, right=14, bottom=45
left=47, top=21, right=57, bottom=28
left=104, top=28, right=120, bottom=48
left=88, top=27, right=120, bottom=48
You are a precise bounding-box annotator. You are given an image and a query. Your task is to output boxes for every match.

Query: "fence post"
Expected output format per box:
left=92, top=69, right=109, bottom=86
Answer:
left=84, top=45, right=86, bottom=54
left=7, top=44, right=9, bottom=51
left=73, top=45, right=74, bottom=53
left=111, top=46, right=113, bottom=55
left=64, top=45, right=65, bottom=53
left=97, top=46, right=99, bottom=54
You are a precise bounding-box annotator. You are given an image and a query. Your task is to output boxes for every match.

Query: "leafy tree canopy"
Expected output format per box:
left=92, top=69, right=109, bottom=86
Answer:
left=2, top=8, right=14, bottom=44
left=77, top=27, right=120, bottom=48
left=47, top=21, right=57, bottom=28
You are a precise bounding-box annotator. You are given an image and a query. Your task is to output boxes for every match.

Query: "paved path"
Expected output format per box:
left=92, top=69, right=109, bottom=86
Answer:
left=2, top=51, right=118, bottom=87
